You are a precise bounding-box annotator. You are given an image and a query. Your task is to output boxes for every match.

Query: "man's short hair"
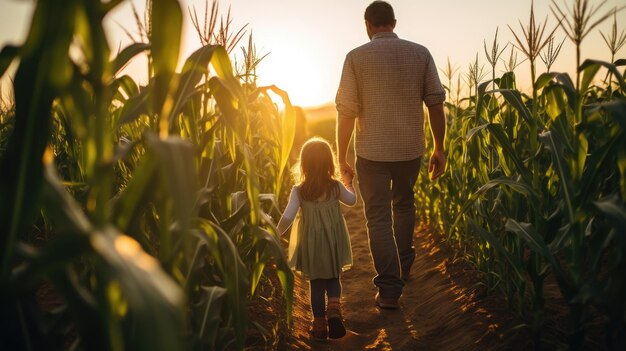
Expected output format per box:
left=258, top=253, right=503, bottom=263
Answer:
left=364, top=1, right=395, bottom=27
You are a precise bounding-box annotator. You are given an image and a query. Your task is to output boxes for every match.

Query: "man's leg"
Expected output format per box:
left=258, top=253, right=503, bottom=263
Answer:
left=390, top=157, right=421, bottom=279
left=356, top=157, right=404, bottom=298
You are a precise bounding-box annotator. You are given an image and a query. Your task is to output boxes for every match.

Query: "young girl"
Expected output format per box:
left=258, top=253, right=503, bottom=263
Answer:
left=276, top=137, right=356, bottom=340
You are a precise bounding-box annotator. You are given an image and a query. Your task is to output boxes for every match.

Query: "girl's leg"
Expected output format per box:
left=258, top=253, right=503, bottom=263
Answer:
left=326, top=278, right=346, bottom=339
left=309, top=279, right=327, bottom=318
left=309, top=279, right=328, bottom=340
left=326, top=278, right=342, bottom=298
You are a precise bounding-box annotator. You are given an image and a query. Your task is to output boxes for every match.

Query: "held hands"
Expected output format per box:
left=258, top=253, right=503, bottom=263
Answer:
left=339, top=162, right=355, bottom=188
left=429, top=149, right=446, bottom=180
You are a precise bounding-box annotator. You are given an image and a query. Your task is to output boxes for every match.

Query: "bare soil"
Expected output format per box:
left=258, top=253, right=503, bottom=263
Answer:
left=279, top=200, right=531, bottom=351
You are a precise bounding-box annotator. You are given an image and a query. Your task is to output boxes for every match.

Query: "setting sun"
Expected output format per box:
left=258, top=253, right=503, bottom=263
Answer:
left=256, top=50, right=334, bottom=108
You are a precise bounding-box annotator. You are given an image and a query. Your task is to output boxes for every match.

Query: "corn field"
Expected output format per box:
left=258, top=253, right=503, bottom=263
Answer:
left=0, top=0, right=295, bottom=349
left=417, top=1, right=626, bottom=349
left=1, top=0, right=625, bottom=350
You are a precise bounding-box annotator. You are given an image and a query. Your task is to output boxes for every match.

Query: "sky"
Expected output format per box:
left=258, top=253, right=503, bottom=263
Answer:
left=1, top=0, right=625, bottom=107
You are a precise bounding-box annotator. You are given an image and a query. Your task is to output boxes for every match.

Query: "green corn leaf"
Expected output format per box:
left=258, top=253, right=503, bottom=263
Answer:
left=476, top=80, right=493, bottom=121
left=617, top=146, right=626, bottom=199
left=210, top=45, right=242, bottom=98
left=547, top=223, right=571, bottom=254
left=467, top=217, right=524, bottom=280
left=113, top=152, right=158, bottom=232
left=550, top=73, right=578, bottom=112
left=150, top=0, right=182, bottom=123
left=57, top=64, right=93, bottom=138
left=449, top=194, right=479, bottom=240
left=42, top=157, right=185, bottom=351
left=116, top=88, right=150, bottom=126
left=114, top=74, right=140, bottom=100
left=505, top=219, right=575, bottom=300
left=111, top=42, right=150, bottom=77
left=579, top=61, right=601, bottom=94
left=146, top=133, right=197, bottom=235
left=489, top=89, right=534, bottom=126
left=256, top=214, right=294, bottom=325
left=220, top=191, right=250, bottom=235
left=0, top=45, right=19, bottom=77
left=241, top=144, right=260, bottom=226
left=209, top=76, right=238, bottom=131
left=92, top=228, right=186, bottom=351
left=577, top=134, right=621, bottom=205
left=539, top=130, right=575, bottom=224
left=100, top=0, right=124, bottom=14
left=257, top=85, right=296, bottom=196
left=580, top=59, right=626, bottom=93
left=486, top=123, right=533, bottom=185
left=249, top=257, right=267, bottom=297
left=41, top=159, right=92, bottom=235
left=588, top=100, right=626, bottom=131
left=170, top=44, right=219, bottom=123
left=198, top=286, right=227, bottom=348
left=535, top=72, right=559, bottom=91
left=199, top=219, right=250, bottom=350
left=593, top=195, right=626, bottom=239
left=466, top=122, right=489, bottom=142
left=498, top=71, right=517, bottom=89
left=0, top=0, right=78, bottom=278
left=547, top=90, right=565, bottom=122
left=554, top=72, right=576, bottom=93
left=476, top=176, right=540, bottom=204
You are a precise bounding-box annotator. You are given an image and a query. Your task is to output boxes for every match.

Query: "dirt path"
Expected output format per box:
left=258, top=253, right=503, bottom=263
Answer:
left=282, top=200, right=529, bottom=351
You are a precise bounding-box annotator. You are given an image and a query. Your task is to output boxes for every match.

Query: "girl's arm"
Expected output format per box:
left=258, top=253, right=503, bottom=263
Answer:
left=338, top=181, right=357, bottom=206
left=276, top=187, right=300, bottom=235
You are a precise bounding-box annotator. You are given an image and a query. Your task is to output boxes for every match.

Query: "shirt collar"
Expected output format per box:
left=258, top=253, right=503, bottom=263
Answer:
left=372, top=32, right=398, bottom=40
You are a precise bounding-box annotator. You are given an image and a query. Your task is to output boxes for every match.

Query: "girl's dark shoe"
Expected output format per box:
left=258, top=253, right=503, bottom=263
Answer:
left=311, top=317, right=328, bottom=341
left=326, top=298, right=346, bottom=339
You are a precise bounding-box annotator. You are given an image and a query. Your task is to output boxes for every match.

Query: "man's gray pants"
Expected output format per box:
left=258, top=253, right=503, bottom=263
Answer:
left=356, top=156, right=421, bottom=299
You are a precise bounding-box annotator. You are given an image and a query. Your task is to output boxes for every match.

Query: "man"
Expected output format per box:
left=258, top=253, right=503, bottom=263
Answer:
left=335, top=1, right=446, bottom=309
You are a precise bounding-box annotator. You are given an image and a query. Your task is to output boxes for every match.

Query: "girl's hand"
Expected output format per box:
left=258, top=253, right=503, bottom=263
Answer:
left=339, top=162, right=354, bottom=178
left=341, top=173, right=354, bottom=188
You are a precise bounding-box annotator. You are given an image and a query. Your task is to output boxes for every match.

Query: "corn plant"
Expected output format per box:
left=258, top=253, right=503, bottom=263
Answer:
left=0, top=0, right=294, bottom=350
left=600, top=10, right=626, bottom=89
left=417, top=1, right=626, bottom=348
left=551, top=0, right=625, bottom=89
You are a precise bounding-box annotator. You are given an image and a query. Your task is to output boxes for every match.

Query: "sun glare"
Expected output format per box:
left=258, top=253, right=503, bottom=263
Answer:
left=256, top=51, right=333, bottom=108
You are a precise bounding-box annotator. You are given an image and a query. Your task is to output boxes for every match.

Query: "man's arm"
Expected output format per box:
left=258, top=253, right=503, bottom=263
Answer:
left=337, top=115, right=355, bottom=179
left=427, top=103, right=446, bottom=179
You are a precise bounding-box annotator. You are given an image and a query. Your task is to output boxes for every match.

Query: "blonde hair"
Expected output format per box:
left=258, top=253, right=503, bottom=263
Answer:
left=296, top=137, right=340, bottom=201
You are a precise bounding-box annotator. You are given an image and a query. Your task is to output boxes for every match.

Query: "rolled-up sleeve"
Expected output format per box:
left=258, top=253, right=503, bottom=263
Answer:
left=423, top=51, right=446, bottom=107
left=335, top=53, right=359, bottom=119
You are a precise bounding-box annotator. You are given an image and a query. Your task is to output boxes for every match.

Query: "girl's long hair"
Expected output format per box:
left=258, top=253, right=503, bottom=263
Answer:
left=297, top=137, right=340, bottom=201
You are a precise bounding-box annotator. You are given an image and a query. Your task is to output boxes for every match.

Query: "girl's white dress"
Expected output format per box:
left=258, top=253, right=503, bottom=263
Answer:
left=280, top=182, right=356, bottom=280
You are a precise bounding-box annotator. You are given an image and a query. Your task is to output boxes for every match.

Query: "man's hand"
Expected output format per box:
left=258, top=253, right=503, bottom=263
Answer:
left=339, top=162, right=355, bottom=186
left=429, top=149, right=446, bottom=180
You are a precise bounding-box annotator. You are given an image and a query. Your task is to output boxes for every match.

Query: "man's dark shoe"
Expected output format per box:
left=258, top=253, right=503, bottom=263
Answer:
left=375, top=293, right=399, bottom=310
